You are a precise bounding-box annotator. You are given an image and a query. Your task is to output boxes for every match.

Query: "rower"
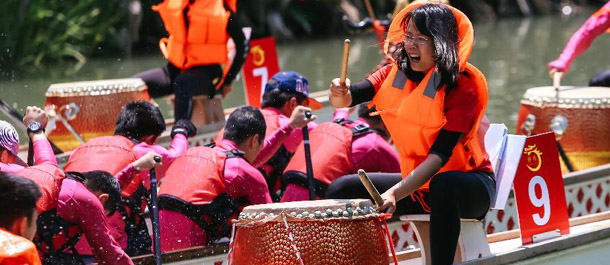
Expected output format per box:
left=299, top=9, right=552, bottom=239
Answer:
left=281, top=103, right=400, bottom=202
left=158, top=106, right=280, bottom=251
left=63, top=100, right=193, bottom=257
left=0, top=172, right=42, bottom=265
left=215, top=71, right=323, bottom=201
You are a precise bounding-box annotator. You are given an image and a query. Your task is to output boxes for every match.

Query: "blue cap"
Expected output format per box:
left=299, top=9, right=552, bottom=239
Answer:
left=264, top=71, right=322, bottom=109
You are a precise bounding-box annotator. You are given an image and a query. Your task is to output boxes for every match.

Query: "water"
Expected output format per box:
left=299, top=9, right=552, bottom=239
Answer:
left=2, top=11, right=609, bottom=134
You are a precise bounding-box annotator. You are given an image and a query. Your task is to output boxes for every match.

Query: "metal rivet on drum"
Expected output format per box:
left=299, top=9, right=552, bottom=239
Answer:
left=342, top=211, right=350, bottom=217
left=336, top=209, right=343, bottom=215
left=290, top=212, right=297, bottom=217
left=321, top=213, right=327, bottom=218
left=326, top=209, right=332, bottom=215
left=302, top=211, right=309, bottom=216
left=308, top=214, right=315, bottom=218
left=332, top=211, right=339, bottom=217
left=347, top=207, right=353, bottom=214
left=296, top=214, right=303, bottom=218
left=314, top=211, right=322, bottom=218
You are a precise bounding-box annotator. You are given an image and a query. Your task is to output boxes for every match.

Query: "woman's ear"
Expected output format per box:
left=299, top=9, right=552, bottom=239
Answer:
left=289, top=97, right=298, bottom=109
left=98, top=193, right=109, bottom=207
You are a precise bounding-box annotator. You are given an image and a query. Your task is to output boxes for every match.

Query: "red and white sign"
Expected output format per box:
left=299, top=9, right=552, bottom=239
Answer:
left=513, top=132, right=570, bottom=245
left=241, top=37, right=280, bottom=107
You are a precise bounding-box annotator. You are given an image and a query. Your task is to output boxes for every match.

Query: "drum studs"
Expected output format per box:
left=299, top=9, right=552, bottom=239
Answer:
left=321, top=213, right=328, bottom=218
left=551, top=115, right=568, bottom=141
left=314, top=211, right=322, bottom=218
left=522, top=114, right=536, bottom=136
left=308, top=213, right=315, bottom=218
left=290, top=212, right=297, bottom=217
left=326, top=209, right=333, bottom=216
left=302, top=211, right=309, bottom=216
left=343, top=211, right=350, bottom=217
left=296, top=214, right=303, bottom=218
left=332, top=211, right=339, bottom=217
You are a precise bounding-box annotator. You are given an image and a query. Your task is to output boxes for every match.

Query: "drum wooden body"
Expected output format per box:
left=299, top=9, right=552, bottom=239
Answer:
left=45, top=78, right=150, bottom=151
left=516, top=86, right=610, bottom=171
left=231, top=199, right=390, bottom=265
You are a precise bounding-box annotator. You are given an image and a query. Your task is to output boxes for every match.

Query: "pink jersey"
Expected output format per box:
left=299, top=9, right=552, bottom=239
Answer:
left=549, top=2, right=610, bottom=72
left=58, top=178, right=133, bottom=265
left=0, top=138, right=57, bottom=174
left=159, top=139, right=272, bottom=251
left=76, top=134, right=188, bottom=255
left=281, top=118, right=400, bottom=202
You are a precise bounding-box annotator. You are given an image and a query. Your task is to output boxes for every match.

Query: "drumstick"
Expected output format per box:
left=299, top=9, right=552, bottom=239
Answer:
left=364, top=0, right=377, bottom=20
left=553, top=71, right=562, bottom=95
left=357, top=169, right=384, bottom=207
left=339, top=39, right=351, bottom=87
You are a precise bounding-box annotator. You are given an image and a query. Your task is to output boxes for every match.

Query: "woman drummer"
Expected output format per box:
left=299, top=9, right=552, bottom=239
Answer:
left=329, top=3, right=495, bottom=264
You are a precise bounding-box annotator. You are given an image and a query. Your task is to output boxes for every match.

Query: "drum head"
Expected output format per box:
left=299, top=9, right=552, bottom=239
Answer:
left=239, top=199, right=375, bottom=220
left=522, top=86, right=610, bottom=108
left=46, top=78, right=146, bottom=97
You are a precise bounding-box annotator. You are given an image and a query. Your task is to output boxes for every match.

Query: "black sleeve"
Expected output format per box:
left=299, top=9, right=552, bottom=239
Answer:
left=429, top=129, right=464, bottom=165
left=223, top=7, right=248, bottom=86
left=349, top=79, right=376, bottom=107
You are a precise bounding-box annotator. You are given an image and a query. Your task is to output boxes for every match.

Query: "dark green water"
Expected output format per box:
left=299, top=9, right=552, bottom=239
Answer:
left=2, top=12, right=609, bottom=134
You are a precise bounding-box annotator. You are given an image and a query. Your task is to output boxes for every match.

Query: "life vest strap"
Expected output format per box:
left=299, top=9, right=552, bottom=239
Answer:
left=333, top=118, right=375, bottom=137
left=282, top=170, right=329, bottom=198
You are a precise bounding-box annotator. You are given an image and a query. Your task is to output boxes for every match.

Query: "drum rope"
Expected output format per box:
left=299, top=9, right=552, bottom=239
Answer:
left=281, top=213, right=305, bottom=265
left=383, top=218, right=399, bottom=265
left=227, top=223, right=237, bottom=265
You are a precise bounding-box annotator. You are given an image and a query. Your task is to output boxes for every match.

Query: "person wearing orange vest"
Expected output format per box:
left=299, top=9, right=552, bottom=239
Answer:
left=280, top=103, right=400, bottom=202
left=158, top=106, right=273, bottom=251
left=0, top=171, right=42, bottom=265
left=133, top=0, right=247, bottom=121
left=329, top=4, right=495, bottom=265
left=213, top=71, right=323, bottom=201
left=549, top=1, right=610, bottom=87
left=64, top=101, right=192, bottom=257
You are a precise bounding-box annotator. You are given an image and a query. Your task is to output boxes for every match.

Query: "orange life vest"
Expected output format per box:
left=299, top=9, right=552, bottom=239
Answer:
left=158, top=145, right=245, bottom=242
left=0, top=229, right=42, bottom=265
left=371, top=3, right=489, bottom=191
left=64, top=135, right=138, bottom=197
left=282, top=120, right=374, bottom=197
left=152, top=0, right=231, bottom=81
left=16, top=166, right=83, bottom=260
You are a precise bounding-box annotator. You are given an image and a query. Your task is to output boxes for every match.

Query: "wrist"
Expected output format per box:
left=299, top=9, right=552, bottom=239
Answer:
left=171, top=127, right=188, bottom=138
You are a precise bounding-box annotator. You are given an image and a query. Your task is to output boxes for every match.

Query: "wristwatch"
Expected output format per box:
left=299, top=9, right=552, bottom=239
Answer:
left=27, top=121, right=43, bottom=134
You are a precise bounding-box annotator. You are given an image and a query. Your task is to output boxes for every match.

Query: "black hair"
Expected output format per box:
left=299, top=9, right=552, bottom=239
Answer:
left=81, top=171, right=121, bottom=216
left=261, top=89, right=307, bottom=109
left=114, top=100, right=166, bottom=141
left=0, top=172, right=41, bottom=229
left=393, top=4, right=459, bottom=91
left=357, top=102, right=383, bottom=125
left=223, top=106, right=266, bottom=145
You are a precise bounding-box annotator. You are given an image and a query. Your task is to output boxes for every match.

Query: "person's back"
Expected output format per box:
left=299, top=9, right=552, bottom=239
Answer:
left=0, top=172, right=42, bottom=265
left=63, top=100, right=192, bottom=256
left=158, top=106, right=272, bottom=251
left=281, top=104, right=399, bottom=202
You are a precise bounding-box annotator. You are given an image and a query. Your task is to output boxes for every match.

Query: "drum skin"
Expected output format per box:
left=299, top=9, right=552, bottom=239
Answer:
left=45, top=79, right=150, bottom=151
left=231, top=199, right=390, bottom=265
left=516, top=86, right=610, bottom=171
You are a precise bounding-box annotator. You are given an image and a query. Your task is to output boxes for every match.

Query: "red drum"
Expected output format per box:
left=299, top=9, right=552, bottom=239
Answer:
left=45, top=78, right=150, bottom=151
left=516, top=86, right=610, bottom=171
left=231, top=199, right=390, bottom=265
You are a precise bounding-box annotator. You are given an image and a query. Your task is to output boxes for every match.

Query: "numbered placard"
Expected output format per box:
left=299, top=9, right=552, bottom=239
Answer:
left=241, top=37, right=280, bottom=107
left=513, top=132, right=570, bottom=245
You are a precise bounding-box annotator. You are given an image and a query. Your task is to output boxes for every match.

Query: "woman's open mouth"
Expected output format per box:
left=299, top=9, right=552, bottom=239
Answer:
left=408, top=53, right=421, bottom=63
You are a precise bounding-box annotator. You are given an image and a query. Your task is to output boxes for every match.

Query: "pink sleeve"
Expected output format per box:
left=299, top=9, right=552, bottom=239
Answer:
left=115, top=163, right=137, bottom=188
left=252, top=123, right=294, bottom=167
left=58, top=180, right=133, bottom=265
left=33, top=138, right=58, bottom=167
left=332, top=108, right=350, bottom=121
left=133, top=134, right=188, bottom=187
left=224, top=158, right=272, bottom=205
left=282, top=120, right=318, bottom=153
left=351, top=134, right=400, bottom=173
left=549, top=3, right=610, bottom=72
left=0, top=162, right=24, bottom=174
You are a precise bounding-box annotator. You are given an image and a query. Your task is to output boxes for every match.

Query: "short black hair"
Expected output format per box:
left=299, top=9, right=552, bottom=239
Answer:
left=261, top=89, right=307, bottom=109
left=358, top=102, right=382, bottom=125
left=0, top=172, right=41, bottom=229
left=81, top=171, right=121, bottom=216
left=114, top=100, right=166, bottom=141
left=223, top=106, right=266, bottom=145
left=393, top=4, right=459, bottom=91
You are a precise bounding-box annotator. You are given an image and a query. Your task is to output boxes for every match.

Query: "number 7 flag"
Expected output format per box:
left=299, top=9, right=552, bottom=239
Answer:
left=241, top=37, right=280, bottom=107
left=513, top=132, right=570, bottom=245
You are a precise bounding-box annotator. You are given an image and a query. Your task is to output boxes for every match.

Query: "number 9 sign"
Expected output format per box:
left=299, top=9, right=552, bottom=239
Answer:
left=513, top=132, right=570, bottom=245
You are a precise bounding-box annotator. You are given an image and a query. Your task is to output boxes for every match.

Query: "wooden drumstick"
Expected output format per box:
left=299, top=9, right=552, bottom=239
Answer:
left=357, top=169, right=384, bottom=207
left=340, top=39, right=351, bottom=87
left=553, top=72, right=562, bottom=91
left=364, top=0, right=377, bottom=20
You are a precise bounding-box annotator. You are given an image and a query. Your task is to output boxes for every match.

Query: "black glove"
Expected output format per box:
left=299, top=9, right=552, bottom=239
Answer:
left=171, top=119, right=197, bottom=138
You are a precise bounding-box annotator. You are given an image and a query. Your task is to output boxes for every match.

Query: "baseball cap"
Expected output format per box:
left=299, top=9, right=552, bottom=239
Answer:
left=264, top=71, right=323, bottom=110
left=0, top=121, right=25, bottom=165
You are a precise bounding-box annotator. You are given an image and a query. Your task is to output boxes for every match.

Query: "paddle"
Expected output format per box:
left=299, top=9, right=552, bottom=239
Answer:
left=303, top=111, right=316, bottom=200
left=149, top=155, right=163, bottom=265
